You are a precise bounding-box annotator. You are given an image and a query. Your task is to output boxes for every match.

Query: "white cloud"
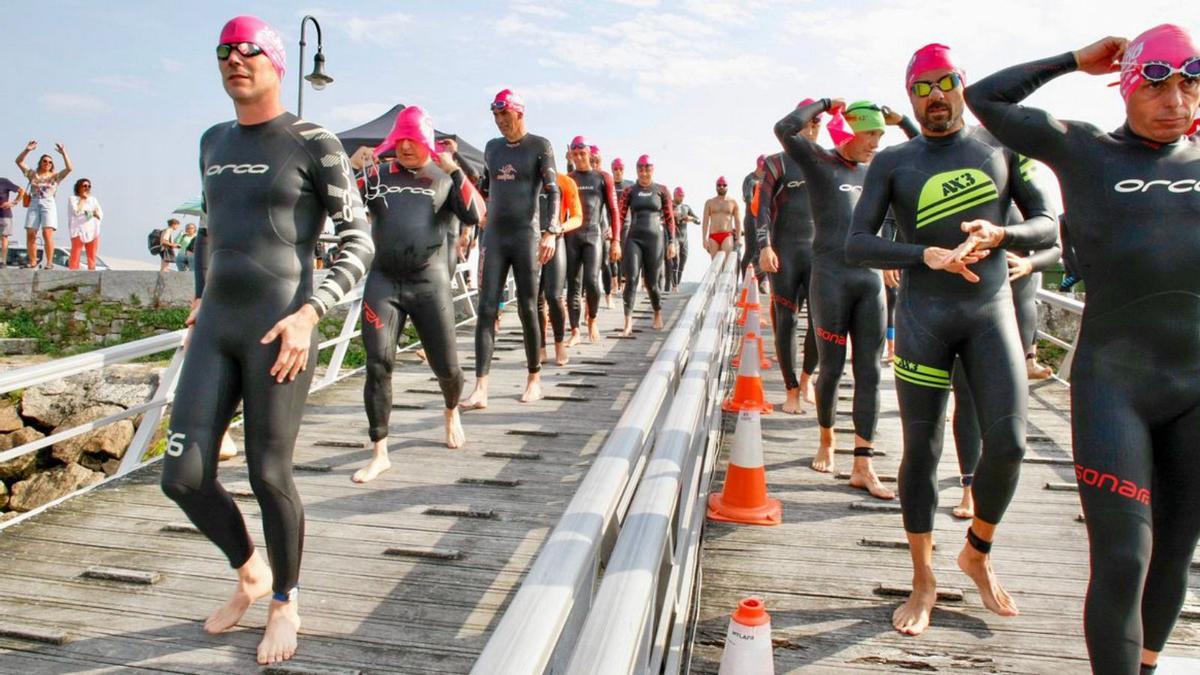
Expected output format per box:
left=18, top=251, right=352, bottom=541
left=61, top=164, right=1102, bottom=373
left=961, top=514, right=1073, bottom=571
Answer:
left=91, top=75, right=150, bottom=91
left=297, top=9, right=411, bottom=47
left=512, top=2, right=567, bottom=18
left=40, top=93, right=110, bottom=114
left=160, top=58, right=184, bottom=73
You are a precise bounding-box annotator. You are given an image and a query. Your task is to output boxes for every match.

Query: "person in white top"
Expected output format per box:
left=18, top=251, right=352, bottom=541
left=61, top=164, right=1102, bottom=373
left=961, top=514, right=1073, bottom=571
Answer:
left=15, top=141, right=72, bottom=269
left=67, top=178, right=102, bottom=269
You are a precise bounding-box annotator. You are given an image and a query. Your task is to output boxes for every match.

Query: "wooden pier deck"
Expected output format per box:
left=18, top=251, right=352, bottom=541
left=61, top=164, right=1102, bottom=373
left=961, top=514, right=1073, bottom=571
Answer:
left=0, top=291, right=687, bottom=674
left=691, top=308, right=1200, bottom=673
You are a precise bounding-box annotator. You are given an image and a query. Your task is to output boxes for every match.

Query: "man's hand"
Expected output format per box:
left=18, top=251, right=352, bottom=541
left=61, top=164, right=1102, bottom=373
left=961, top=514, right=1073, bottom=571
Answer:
left=759, top=246, right=780, bottom=273
left=960, top=219, right=1006, bottom=250
left=183, top=298, right=201, bottom=349
left=0, top=201, right=10, bottom=210
left=1074, top=36, right=1127, bottom=76
left=350, top=146, right=376, bottom=171
left=667, top=242, right=677, bottom=260
left=538, top=232, right=557, bottom=264
left=261, top=304, right=320, bottom=383
left=611, top=240, right=623, bottom=262
left=881, top=105, right=904, bottom=126
left=923, top=245, right=991, bottom=283
left=1006, top=251, right=1033, bottom=281
left=457, top=232, right=471, bottom=261
left=828, top=97, right=846, bottom=112
left=883, top=269, right=901, bottom=288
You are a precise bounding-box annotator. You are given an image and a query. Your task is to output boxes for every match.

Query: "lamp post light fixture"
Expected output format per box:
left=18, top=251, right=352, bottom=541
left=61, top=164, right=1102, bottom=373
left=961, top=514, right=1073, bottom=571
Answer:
left=297, top=15, right=333, bottom=118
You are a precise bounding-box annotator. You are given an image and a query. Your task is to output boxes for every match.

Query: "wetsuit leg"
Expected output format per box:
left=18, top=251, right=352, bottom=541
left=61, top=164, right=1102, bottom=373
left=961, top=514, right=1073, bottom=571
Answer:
left=954, top=298, right=1027, bottom=527
left=1011, top=272, right=1039, bottom=357
left=404, top=268, right=464, bottom=409
left=637, top=227, right=665, bottom=312
left=474, top=233, right=511, bottom=377
left=565, top=232, right=585, bottom=330
left=600, top=238, right=612, bottom=296
left=809, top=262, right=851, bottom=430
left=581, top=234, right=601, bottom=320
left=622, top=234, right=644, bottom=318
left=362, top=273, right=406, bottom=442
left=892, top=295, right=955, bottom=533
left=847, top=272, right=885, bottom=441
left=886, top=284, right=897, bottom=344
left=538, top=237, right=566, bottom=346
left=676, top=238, right=688, bottom=287
left=162, top=319, right=252, bottom=571
left=509, top=233, right=543, bottom=373
left=770, top=244, right=807, bottom=390
left=950, top=360, right=982, bottom=487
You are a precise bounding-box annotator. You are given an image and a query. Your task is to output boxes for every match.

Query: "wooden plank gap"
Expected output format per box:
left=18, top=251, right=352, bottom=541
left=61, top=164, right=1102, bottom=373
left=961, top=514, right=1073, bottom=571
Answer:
left=1045, top=482, right=1078, bottom=492
left=294, top=463, right=333, bottom=473
left=423, top=506, right=497, bottom=520
left=859, top=538, right=936, bottom=551
left=1024, top=456, right=1073, bottom=466
left=457, top=477, right=521, bottom=488
left=545, top=395, right=589, bottom=402
left=506, top=429, right=559, bottom=438
left=875, top=583, right=963, bottom=602
left=836, top=472, right=896, bottom=482
left=484, top=451, right=542, bottom=460
left=314, top=440, right=366, bottom=449
left=383, top=547, right=463, bottom=561
left=850, top=501, right=902, bottom=513
left=160, top=522, right=200, bottom=535
left=834, top=448, right=888, bottom=457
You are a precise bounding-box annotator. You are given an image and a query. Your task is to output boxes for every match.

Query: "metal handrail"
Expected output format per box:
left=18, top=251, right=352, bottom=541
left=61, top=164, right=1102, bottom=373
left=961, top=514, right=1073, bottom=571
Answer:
left=566, top=254, right=737, bottom=674
left=1034, top=287, right=1084, bottom=383
left=471, top=253, right=732, bottom=674
left=0, top=263, right=484, bottom=531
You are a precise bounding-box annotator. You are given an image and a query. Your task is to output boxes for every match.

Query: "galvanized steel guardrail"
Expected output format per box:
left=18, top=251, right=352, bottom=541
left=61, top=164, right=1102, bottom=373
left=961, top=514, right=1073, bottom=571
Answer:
left=1034, top=288, right=1084, bottom=383
left=0, top=263, right=490, bottom=531
left=473, top=252, right=738, bottom=674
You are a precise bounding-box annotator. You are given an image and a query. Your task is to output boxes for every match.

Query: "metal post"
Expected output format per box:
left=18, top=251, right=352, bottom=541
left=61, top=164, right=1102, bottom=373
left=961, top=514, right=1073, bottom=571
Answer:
left=297, top=15, right=322, bottom=118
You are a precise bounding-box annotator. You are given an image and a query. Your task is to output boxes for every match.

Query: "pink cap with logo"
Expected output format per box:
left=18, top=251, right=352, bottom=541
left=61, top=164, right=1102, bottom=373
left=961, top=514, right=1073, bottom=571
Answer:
left=570, top=135, right=591, bottom=149
left=220, top=16, right=286, bottom=80
left=374, top=106, right=439, bottom=159
left=1119, top=24, right=1200, bottom=100
left=637, top=154, right=652, bottom=167
left=611, top=158, right=624, bottom=170
left=491, top=89, right=526, bottom=114
left=674, top=186, right=685, bottom=197
left=906, top=43, right=965, bottom=90
left=590, top=145, right=601, bottom=156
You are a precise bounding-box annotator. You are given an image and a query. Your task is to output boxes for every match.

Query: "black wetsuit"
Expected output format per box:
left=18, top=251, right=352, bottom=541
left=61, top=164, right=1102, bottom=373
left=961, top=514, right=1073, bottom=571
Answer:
left=603, top=176, right=633, bottom=296
left=673, top=202, right=698, bottom=288
left=618, top=182, right=675, bottom=317
left=758, top=151, right=819, bottom=391
left=967, top=53, right=1200, bottom=673
left=163, top=113, right=374, bottom=597
left=741, top=171, right=762, bottom=282
left=568, top=168, right=618, bottom=327
left=846, top=122, right=1056, bottom=536
left=477, top=134, right=559, bottom=375
left=358, top=160, right=481, bottom=439
left=775, top=99, right=917, bottom=439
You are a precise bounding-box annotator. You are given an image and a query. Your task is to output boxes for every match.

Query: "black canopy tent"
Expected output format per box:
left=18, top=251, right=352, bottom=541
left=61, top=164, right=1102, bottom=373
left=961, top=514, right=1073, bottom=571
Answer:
left=335, top=104, right=485, bottom=176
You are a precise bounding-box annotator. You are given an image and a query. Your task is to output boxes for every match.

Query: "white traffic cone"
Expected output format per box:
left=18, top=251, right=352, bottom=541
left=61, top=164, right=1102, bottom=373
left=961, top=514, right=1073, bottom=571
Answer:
left=717, top=597, right=774, bottom=675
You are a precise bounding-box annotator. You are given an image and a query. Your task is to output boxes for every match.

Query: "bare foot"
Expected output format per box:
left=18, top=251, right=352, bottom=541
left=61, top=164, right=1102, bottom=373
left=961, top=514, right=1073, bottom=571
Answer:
left=1026, top=357, right=1052, bottom=380
left=444, top=408, right=465, bottom=449
left=218, top=432, right=239, bottom=461
left=257, top=598, right=301, bottom=665
left=460, top=383, right=488, bottom=410
left=653, top=311, right=664, bottom=330
left=352, top=442, right=391, bottom=484
left=539, top=347, right=548, bottom=364
left=587, top=320, right=600, bottom=343
left=604, top=294, right=613, bottom=309
left=811, top=443, right=835, bottom=473
left=958, top=541, right=1019, bottom=617
left=892, top=580, right=937, bottom=636
left=521, top=377, right=543, bottom=403
left=204, top=552, right=272, bottom=634
left=415, top=349, right=428, bottom=363
left=555, top=343, right=570, bottom=366
left=781, top=387, right=804, bottom=415
left=567, top=328, right=581, bottom=348
left=952, top=487, right=975, bottom=520
left=848, top=460, right=895, bottom=500
left=799, top=374, right=815, bottom=404
left=620, top=317, right=634, bottom=337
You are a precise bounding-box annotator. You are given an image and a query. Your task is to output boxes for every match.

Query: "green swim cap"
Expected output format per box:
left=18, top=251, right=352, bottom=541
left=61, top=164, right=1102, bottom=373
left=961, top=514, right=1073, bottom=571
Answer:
left=844, top=100, right=885, bottom=134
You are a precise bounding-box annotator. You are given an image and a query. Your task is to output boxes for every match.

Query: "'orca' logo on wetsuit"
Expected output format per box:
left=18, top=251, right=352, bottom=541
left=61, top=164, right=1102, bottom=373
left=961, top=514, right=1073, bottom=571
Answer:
left=1075, top=463, right=1151, bottom=504
left=786, top=180, right=805, bottom=189
left=1114, top=178, right=1200, bottom=193
left=205, top=164, right=270, bottom=176
left=378, top=185, right=436, bottom=198
left=838, top=184, right=862, bottom=193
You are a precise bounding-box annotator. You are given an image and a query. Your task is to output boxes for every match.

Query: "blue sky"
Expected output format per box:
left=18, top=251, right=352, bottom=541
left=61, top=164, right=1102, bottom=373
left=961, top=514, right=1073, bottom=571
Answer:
left=2, top=1, right=1190, bottom=268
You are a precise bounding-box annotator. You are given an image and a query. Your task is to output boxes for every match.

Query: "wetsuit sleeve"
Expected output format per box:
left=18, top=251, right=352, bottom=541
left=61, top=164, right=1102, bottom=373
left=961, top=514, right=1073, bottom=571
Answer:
left=756, top=157, right=782, bottom=249
left=774, top=99, right=831, bottom=175
left=964, top=52, right=1079, bottom=165
left=561, top=177, right=583, bottom=232
left=603, top=172, right=620, bottom=241
left=661, top=185, right=676, bottom=241
left=1000, top=150, right=1058, bottom=250
left=618, top=186, right=632, bottom=232
left=302, top=130, right=375, bottom=318
left=538, top=138, right=560, bottom=234
left=899, top=116, right=920, bottom=139
left=194, top=134, right=210, bottom=300
left=845, top=153, right=928, bottom=269
left=1025, top=241, right=1062, bottom=271
left=445, top=168, right=483, bottom=227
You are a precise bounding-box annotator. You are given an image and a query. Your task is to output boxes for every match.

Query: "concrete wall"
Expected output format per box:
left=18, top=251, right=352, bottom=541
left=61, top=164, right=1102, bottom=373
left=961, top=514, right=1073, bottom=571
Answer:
left=0, top=270, right=195, bottom=309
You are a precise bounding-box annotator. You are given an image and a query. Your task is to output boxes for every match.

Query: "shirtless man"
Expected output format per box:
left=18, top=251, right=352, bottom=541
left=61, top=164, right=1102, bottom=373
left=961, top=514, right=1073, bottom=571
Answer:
left=703, top=176, right=740, bottom=258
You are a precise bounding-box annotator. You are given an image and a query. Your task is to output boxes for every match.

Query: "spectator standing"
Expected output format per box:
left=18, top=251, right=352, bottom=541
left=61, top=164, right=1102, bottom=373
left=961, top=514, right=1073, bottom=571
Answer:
left=0, top=175, right=21, bottom=268
left=15, top=141, right=72, bottom=269
left=176, top=223, right=197, bottom=271
left=67, top=178, right=102, bottom=270
left=159, top=218, right=182, bottom=271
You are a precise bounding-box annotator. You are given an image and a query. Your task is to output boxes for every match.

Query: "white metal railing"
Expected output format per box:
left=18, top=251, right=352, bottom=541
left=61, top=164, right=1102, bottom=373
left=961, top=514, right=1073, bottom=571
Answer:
left=472, top=252, right=737, bottom=674
left=1035, top=287, right=1084, bottom=383
left=0, top=263, right=487, bottom=531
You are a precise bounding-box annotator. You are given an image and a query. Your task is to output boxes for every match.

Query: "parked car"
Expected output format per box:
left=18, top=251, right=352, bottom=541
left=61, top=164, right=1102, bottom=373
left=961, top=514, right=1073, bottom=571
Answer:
left=5, top=247, right=110, bottom=270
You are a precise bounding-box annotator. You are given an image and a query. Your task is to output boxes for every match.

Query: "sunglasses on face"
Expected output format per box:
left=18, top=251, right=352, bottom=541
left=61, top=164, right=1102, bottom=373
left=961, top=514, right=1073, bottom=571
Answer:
left=80, top=183, right=91, bottom=188
left=1141, top=56, right=1200, bottom=83
left=490, top=100, right=517, bottom=112
left=570, top=143, right=588, bottom=150
left=910, top=73, right=962, bottom=97
left=216, top=42, right=264, bottom=60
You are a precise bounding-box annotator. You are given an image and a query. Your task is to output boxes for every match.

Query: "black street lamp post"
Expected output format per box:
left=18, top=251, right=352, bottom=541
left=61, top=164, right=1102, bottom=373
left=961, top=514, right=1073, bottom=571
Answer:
left=297, top=15, right=334, bottom=118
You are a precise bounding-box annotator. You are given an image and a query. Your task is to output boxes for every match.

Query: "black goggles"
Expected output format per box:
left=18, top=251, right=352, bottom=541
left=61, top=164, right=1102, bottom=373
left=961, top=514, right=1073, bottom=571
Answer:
left=216, top=42, right=264, bottom=60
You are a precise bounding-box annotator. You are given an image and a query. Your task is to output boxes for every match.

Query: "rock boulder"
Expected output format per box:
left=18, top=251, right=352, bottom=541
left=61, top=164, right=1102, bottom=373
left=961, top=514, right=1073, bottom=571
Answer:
left=8, top=463, right=104, bottom=512
left=51, top=405, right=132, bottom=463
left=0, top=404, right=23, bottom=433
left=0, top=427, right=45, bottom=480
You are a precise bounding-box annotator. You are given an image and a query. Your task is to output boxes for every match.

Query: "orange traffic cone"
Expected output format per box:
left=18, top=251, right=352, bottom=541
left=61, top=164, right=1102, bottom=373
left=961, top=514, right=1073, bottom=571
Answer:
left=709, top=408, right=781, bottom=525
left=717, top=597, right=775, bottom=675
left=735, top=264, right=753, bottom=311
left=738, top=276, right=762, bottom=327
left=724, top=334, right=773, bottom=414
left=732, top=304, right=771, bottom=370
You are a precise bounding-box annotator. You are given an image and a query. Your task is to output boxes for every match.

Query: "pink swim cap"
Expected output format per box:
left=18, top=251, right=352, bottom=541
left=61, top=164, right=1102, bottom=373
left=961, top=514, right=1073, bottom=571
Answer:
left=674, top=186, right=685, bottom=197
left=716, top=176, right=728, bottom=186
left=491, top=89, right=526, bottom=114
left=570, top=135, right=591, bottom=149
left=611, top=158, right=624, bottom=170
left=220, top=16, right=286, bottom=80
left=824, top=101, right=855, bottom=147
left=590, top=145, right=601, bottom=157
left=374, top=106, right=438, bottom=159
left=637, top=154, right=652, bottom=167
left=1119, top=24, right=1200, bottom=100
left=906, top=43, right=965, bottom=90
left=756, top=154, right=766, bottom=169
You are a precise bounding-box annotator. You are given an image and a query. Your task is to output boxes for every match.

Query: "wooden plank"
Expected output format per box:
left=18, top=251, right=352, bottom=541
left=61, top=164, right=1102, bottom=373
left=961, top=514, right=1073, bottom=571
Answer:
left=0, top=622, right=70, bottom=645
left=81, top=566, right=161, bottom=586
